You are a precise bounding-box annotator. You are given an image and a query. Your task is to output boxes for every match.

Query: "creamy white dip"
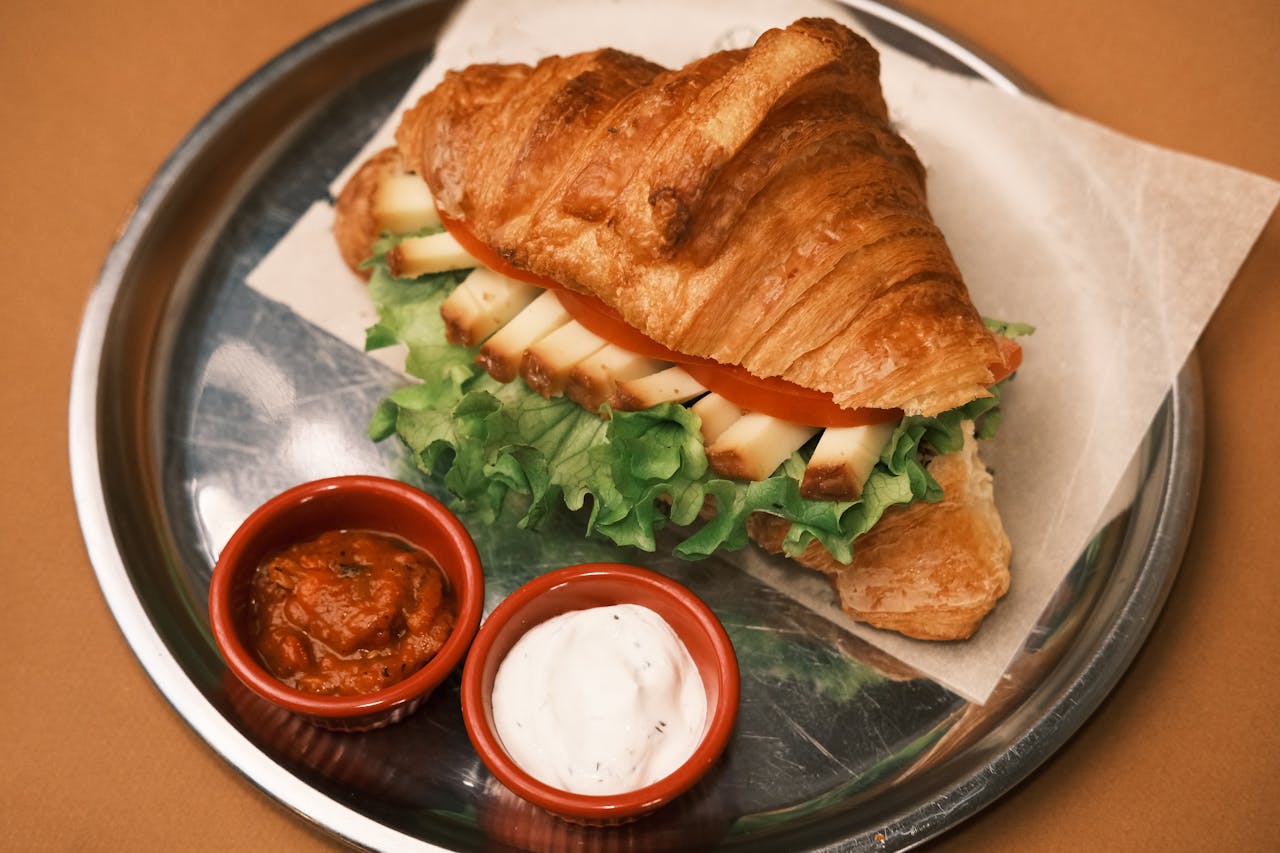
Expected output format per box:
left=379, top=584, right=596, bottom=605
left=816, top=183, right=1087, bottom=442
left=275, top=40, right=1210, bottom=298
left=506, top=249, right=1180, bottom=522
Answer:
left=490, top=603, right=707, bottom=795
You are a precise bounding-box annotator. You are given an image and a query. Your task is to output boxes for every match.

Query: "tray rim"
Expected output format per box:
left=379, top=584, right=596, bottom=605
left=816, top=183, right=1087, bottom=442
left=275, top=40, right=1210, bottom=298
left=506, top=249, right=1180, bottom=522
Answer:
left=67, top=1, right=1202, bottom=849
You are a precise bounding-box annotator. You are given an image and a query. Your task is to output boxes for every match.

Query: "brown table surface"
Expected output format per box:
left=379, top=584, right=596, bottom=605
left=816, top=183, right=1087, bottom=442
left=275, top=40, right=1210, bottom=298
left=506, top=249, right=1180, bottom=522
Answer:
left=4, top=0, right=1277, bottom=849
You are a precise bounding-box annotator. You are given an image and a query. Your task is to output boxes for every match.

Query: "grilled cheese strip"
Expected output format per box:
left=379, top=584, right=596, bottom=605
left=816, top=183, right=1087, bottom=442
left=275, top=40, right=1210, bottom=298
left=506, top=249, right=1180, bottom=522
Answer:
left=801, top=421, right=896, bottom=500
left=611, top=366, right=706, bottom=411
left=707, top=414, right=818, bottom=482
left=476, top=290, right=571, bottom=382
left=566, top=345, right=670, bottom=412
left=387, top=230, right=481, bottom=278
left=521, top=320, right=608, bottom=397
left=374, top=173, right=441, bottom=234
left=691, top=393, right=745, bottom=444
left=441, top=267, right=540, bottom=346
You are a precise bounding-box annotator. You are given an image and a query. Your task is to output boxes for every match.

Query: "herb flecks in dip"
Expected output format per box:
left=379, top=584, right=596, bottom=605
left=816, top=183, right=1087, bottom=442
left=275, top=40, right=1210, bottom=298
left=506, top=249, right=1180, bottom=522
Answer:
left=250, top=530, right=456, bottom=695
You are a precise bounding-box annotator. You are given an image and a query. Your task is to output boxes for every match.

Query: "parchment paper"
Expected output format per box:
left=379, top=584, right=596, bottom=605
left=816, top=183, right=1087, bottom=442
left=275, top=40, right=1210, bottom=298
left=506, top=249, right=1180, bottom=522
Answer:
left=247, top=0, right=1279, bottom=703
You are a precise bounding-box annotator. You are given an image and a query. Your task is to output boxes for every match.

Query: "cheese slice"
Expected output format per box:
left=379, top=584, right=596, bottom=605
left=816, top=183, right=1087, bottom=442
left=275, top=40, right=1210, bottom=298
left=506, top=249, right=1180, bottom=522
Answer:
left=477, top=290, right=571, bottom=382
left=691, top=393, right=745, bottom=444
left=441, top=267, right=540, bottom=346
left=390, top=231, right=481, bottom=277
left=521, top=321, right=609, bottom=397
left=566, top=345, right=671, bottom=412
left=707, top=414, right=818, bottom=481
left=374, top=173, right=441, bottom=234
left=612, top=366, right=707, bottom=411
left=801, top=421, right=896, bottom=500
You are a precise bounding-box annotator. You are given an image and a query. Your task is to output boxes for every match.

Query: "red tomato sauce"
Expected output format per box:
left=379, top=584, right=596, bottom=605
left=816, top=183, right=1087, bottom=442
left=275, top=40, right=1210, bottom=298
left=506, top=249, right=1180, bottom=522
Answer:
left=250, top=529, right=457, bottom=696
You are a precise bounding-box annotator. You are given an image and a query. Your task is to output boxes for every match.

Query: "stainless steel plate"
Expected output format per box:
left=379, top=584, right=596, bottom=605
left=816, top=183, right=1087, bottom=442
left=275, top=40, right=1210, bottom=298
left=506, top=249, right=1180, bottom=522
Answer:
left=69, top=1, right=1201, bottom=849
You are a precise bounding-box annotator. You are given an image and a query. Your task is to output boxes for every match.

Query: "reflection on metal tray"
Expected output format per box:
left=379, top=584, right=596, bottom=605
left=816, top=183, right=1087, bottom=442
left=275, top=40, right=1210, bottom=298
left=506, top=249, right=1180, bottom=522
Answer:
left=69, top=0, right=1201, bottom=849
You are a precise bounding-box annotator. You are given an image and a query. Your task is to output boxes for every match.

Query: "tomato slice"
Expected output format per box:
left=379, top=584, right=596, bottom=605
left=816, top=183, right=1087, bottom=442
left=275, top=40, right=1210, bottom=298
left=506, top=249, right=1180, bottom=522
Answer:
left=990, top=334, right=1023, bottom=383
left=686, top=336, right=1018, bottom=428
left=437, top=209, right=1017, bottom=429
left=682, top=362, right=901, bottom=428
left=437, top=210, right=561, bottom=290
left=551, top=289, right=702, bottom=364
left=552, top=286, right=896, bottom=428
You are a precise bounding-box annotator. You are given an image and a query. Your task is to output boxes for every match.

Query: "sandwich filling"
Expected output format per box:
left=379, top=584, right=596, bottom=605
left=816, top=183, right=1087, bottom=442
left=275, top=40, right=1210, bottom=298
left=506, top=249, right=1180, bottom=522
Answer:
left=361, top=220, right=1022, bottom=564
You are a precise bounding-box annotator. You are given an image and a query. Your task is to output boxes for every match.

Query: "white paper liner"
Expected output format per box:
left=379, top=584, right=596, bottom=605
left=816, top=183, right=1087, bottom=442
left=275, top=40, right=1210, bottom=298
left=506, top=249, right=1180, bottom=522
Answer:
left=247, top=0, right=1278, bottom=703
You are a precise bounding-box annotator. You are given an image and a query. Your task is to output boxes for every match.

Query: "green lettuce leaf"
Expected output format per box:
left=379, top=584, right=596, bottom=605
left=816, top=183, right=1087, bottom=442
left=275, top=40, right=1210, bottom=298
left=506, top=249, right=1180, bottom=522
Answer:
left=983, top=316, right=1036, bottom=338
left=365, top=260, right=476, bottom=408
left=365, top=253, right=1014, bottom=563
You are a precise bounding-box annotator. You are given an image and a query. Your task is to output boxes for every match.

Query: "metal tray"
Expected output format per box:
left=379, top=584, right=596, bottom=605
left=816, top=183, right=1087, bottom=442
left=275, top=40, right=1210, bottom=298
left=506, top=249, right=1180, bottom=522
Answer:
left=69, top=1, right=1202, bottom=849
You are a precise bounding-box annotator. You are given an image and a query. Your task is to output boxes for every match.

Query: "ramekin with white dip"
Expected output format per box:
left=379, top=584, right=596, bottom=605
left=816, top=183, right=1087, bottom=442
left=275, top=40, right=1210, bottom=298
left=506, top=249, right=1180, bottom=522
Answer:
left=461, top=563, right=740, bottom=825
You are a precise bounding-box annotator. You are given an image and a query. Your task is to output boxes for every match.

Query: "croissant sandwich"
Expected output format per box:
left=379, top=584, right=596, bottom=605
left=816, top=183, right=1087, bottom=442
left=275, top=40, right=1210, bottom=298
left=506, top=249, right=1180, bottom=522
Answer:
left=332, top=18, right=1027, bottom=641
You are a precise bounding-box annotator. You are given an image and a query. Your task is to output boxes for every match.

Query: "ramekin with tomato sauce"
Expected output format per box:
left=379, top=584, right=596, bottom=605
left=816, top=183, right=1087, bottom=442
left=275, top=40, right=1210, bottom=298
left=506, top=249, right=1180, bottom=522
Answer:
left=209, top=476, right=484, bottom=731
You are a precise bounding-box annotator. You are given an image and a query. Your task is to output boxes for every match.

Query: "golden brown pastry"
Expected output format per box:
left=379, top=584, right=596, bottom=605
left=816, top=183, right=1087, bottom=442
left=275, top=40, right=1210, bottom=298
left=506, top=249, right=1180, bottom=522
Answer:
left=332, top=147, right=405, bottom=279
left=395, top=17, right=1002, bottom=417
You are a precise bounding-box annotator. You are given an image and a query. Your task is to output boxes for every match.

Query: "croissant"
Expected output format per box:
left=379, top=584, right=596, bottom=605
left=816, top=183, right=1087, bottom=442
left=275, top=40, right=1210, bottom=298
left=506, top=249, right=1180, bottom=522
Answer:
left=333, top=17, right=1017, bottom=641
left=395, top=17, right=1002, bottom=417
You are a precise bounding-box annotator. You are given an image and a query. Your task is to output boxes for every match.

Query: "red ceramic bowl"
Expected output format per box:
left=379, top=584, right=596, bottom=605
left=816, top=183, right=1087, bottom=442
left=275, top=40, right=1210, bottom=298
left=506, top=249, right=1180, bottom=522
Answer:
left=208, top=476, right=483, bottom=731
left=461, top=563, right=739, bottom=824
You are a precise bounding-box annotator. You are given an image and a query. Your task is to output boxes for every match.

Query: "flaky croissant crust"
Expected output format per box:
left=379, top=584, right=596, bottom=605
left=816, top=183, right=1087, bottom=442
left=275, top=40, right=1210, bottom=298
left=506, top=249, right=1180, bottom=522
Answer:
left=332, top=147, right=405, bottom=279
left=396, top=17, right=1001, bottom=415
